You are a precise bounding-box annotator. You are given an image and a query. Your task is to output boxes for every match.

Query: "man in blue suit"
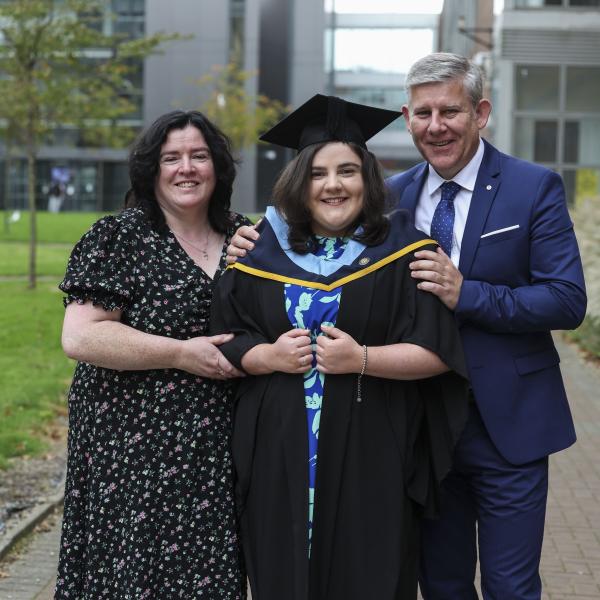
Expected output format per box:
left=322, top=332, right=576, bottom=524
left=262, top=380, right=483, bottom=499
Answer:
left=226, top=52, right=586, bottom=599
left=393, top=53, right=586, bottom=599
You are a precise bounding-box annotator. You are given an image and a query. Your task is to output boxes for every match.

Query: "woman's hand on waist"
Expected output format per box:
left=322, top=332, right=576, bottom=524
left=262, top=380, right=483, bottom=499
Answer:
left=175, top=334, right=245, bottom=380
left=62, top=301, right=242, bottom=379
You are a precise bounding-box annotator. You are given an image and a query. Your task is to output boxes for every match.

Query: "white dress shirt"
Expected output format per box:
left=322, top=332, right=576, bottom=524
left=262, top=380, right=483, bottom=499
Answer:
left=414, top=138, right=485, bottom=267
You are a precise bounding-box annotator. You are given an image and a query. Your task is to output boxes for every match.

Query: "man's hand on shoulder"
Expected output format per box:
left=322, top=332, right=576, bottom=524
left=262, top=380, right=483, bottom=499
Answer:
left=409, top=247, right=463, bottom=310
left=226, top=221, right=261, bottom=264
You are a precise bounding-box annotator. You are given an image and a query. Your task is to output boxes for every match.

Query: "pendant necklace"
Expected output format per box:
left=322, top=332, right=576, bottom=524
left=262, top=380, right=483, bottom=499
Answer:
left=172, top=229, right=212, bottom=260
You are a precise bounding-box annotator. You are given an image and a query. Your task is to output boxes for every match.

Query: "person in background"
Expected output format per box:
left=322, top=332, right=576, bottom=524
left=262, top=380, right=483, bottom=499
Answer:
left=47, top=182, right=64, bottom=213
left=55, top=110, right=248, bottom=599
left=227, top=54, right=587, bottom=600
left=211, top=94, right=469, bottom=600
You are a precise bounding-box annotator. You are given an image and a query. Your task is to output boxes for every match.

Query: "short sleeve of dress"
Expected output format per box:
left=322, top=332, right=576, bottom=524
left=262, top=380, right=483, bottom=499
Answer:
left=59, top=210, right=142, bottom=311
left=227, top=211, right=253, bottom=237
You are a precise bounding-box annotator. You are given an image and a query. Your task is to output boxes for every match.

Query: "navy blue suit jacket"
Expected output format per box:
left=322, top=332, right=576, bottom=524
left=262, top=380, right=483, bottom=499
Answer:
left=386, top=139, right=586, bottom=465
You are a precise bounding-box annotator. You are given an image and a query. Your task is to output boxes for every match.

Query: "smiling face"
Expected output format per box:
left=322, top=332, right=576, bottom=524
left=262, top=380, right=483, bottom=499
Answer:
left=154, top=124, right=216, bottom=218
left=402, top=78, right=491, bottom=180
left=307, top=142, right=365, bottom=238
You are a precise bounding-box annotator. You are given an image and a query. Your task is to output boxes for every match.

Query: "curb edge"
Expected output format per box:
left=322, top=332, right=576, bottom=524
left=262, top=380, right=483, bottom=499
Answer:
left=0, top=480, right=65, bottom=562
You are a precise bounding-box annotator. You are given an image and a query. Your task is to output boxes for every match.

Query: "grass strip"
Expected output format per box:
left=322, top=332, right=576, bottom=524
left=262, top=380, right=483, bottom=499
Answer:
left=0, top=281, right=74, bottom=468
left=0, top=210, right=105, bottom=244
left=566, top=315, right=600, bottom=360
left=0, top=242, right=72, bottom=277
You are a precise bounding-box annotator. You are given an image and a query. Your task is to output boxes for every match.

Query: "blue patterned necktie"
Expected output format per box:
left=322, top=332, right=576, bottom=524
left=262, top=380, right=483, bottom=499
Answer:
left=430, top=181, right=461, bottom=256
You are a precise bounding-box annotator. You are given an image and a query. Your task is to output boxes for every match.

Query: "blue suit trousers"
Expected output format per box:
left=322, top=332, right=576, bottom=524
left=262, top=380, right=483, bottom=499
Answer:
left=419, top=403, right=548, bottom=600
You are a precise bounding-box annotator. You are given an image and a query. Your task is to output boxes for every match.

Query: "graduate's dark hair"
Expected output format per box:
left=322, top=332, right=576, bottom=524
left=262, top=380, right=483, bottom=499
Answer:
left=125, top=110, right=236, bottom=233
left=273, top=142, right=390, bottom=254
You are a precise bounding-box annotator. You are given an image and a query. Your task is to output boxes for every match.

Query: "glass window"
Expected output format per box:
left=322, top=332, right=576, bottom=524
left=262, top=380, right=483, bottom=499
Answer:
left=334, top=87, right=407, bottom=130
left=332, top=29, right=434, bottom=74
left=379, top=158, right=422, bottom=177
left=564, top=118, right=600, bottom=164
left=564, top=121, right=579, bottom=163
left=566, top=67, right=600, bottom=112
left=534, top=121, right=558, bottom=162
left=569, top=0, right=600, bottom=6
left=103, top=162, right=130, bottom=211
left=325, top=0, right=443, bottom=13
left=114, top=18, right=145, bottom=39
left=514, top=0, right=563, bottom=6
left=514, top=117, right=558, bottom=163
left=113, top=0, right=145, bottom=16
left=514, top=117, right=535, bottom=161
left=515, top=65, right=559, bottom=111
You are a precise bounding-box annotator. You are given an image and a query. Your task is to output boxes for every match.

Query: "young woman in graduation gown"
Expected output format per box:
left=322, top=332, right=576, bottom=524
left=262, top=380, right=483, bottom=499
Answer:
left=211, top=95, right=469, bottom=600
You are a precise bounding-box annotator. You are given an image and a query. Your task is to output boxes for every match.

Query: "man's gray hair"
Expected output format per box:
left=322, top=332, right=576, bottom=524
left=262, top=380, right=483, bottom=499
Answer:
left=405, top=53, right=484, bottom=108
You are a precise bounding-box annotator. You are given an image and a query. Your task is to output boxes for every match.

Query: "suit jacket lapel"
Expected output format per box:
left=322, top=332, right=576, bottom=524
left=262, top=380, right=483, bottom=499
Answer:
left=458, top=140, right=502, bottom=277
left=396, top=163, right=427, bottom=218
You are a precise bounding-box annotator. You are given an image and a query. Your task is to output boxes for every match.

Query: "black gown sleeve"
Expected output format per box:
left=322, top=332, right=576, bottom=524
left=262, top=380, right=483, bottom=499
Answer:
left=210, top=268, right=270, bottom=371
left=398, top=246, right=467, bottom=379
left=390, top=249, right=470, bottom=517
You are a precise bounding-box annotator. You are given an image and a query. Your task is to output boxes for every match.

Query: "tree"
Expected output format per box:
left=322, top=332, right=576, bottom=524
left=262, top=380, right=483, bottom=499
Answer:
left=196, top=63, right=288, bottom=153
left=0, top=0, right=181, bottom=288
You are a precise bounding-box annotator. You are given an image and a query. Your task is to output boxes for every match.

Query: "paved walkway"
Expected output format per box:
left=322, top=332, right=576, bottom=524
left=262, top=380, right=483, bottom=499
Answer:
left=0, top=510, right=60, bottom=600
left=539, top=337, right=600, bottom=599
left=1, top=336, right=599, bottom=599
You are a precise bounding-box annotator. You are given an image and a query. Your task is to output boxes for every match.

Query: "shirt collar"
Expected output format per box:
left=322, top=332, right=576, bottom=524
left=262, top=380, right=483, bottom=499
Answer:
left=427, top=137, right=485, bottom=196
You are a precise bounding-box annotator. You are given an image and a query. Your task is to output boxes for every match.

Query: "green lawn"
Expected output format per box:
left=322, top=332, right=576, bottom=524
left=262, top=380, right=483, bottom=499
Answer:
left=566, top=315, right=600, bottom=360
left=0, top=208, right=260, bottom=467
left=0, top=281, right=75, bottom=468
left=0, top=210, right=105, bottom=278
left=0, top=210, right=105, bottom=243
left=0, top=211, right=102, bottom=467
left=0, top=241, right=72, bottom=276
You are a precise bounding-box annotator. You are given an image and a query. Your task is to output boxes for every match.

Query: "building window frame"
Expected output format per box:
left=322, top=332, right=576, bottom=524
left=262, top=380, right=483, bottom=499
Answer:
left=514, top=0, right=600, bottom=8
left=513, top=62, right=600, bottom=204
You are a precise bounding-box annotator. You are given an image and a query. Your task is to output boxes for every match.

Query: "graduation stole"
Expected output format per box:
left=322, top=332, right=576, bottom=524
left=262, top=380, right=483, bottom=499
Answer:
left=228, top=207, right=436, bottom=291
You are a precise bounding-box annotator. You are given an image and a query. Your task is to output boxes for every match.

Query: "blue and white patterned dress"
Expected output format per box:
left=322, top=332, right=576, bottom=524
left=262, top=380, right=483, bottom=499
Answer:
left=283, top=236, right=347, bottom=550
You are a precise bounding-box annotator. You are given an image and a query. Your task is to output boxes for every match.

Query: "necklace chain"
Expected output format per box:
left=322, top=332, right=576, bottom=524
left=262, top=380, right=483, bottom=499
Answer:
left=172, top=229, right=212, bottom=260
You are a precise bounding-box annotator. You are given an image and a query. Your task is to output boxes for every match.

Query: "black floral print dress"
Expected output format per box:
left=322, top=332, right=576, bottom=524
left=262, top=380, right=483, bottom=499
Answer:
left=55, top=207, right=250, bottom=599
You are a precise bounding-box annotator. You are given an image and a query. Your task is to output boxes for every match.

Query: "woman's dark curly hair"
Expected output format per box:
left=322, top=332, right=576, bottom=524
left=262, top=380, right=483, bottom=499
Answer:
left=273, top=142, right=390, bottom=253
left=125, top=110, right=236, bottom=233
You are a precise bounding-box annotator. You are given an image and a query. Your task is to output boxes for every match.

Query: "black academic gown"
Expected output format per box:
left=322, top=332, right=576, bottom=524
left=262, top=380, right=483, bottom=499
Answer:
left=210, top=210, right=469, bottom=600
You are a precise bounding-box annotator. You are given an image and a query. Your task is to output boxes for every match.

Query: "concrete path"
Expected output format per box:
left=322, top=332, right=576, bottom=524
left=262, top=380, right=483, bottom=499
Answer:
left=0, top=511, right=60, bottom=600
left=1, top=335, right=599, bottom=599
left=539, top=336, right=600, bottom=599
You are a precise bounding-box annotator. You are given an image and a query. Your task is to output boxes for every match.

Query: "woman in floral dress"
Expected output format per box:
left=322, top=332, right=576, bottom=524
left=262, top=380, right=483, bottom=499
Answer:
left=55, top=111, right=248, bottom=599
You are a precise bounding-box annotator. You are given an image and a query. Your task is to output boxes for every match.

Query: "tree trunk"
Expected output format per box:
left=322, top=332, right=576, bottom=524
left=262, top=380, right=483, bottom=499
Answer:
left=27, top=148, right=37, bottom=289
left=3, top=154, right=11, bottom=234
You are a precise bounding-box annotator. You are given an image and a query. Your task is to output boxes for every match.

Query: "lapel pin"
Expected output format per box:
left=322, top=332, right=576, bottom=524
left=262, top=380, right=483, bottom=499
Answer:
left=359, top=257, right=370, bottom=266
left=486, top=184, right=492, bottom=190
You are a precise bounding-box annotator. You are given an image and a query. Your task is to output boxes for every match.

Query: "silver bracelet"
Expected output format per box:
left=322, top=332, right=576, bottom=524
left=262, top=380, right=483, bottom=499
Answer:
left=357, top=344, right=368, bottom=403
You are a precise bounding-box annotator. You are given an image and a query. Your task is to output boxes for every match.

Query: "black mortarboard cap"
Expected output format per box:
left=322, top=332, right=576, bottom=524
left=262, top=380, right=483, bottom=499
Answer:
left=259, top=94, right=401, bottom=152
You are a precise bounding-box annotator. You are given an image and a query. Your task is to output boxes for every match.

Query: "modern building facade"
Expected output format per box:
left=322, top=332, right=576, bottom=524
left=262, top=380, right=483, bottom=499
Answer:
left=493, top=0, right=600, bottom=205
left=438, top=0, right=494, bottom=58
left=1, top=0, right=445, bottom=213
left=324, top=3, right=439, bottom=179
left=0, top=0, right=145, bottom=213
